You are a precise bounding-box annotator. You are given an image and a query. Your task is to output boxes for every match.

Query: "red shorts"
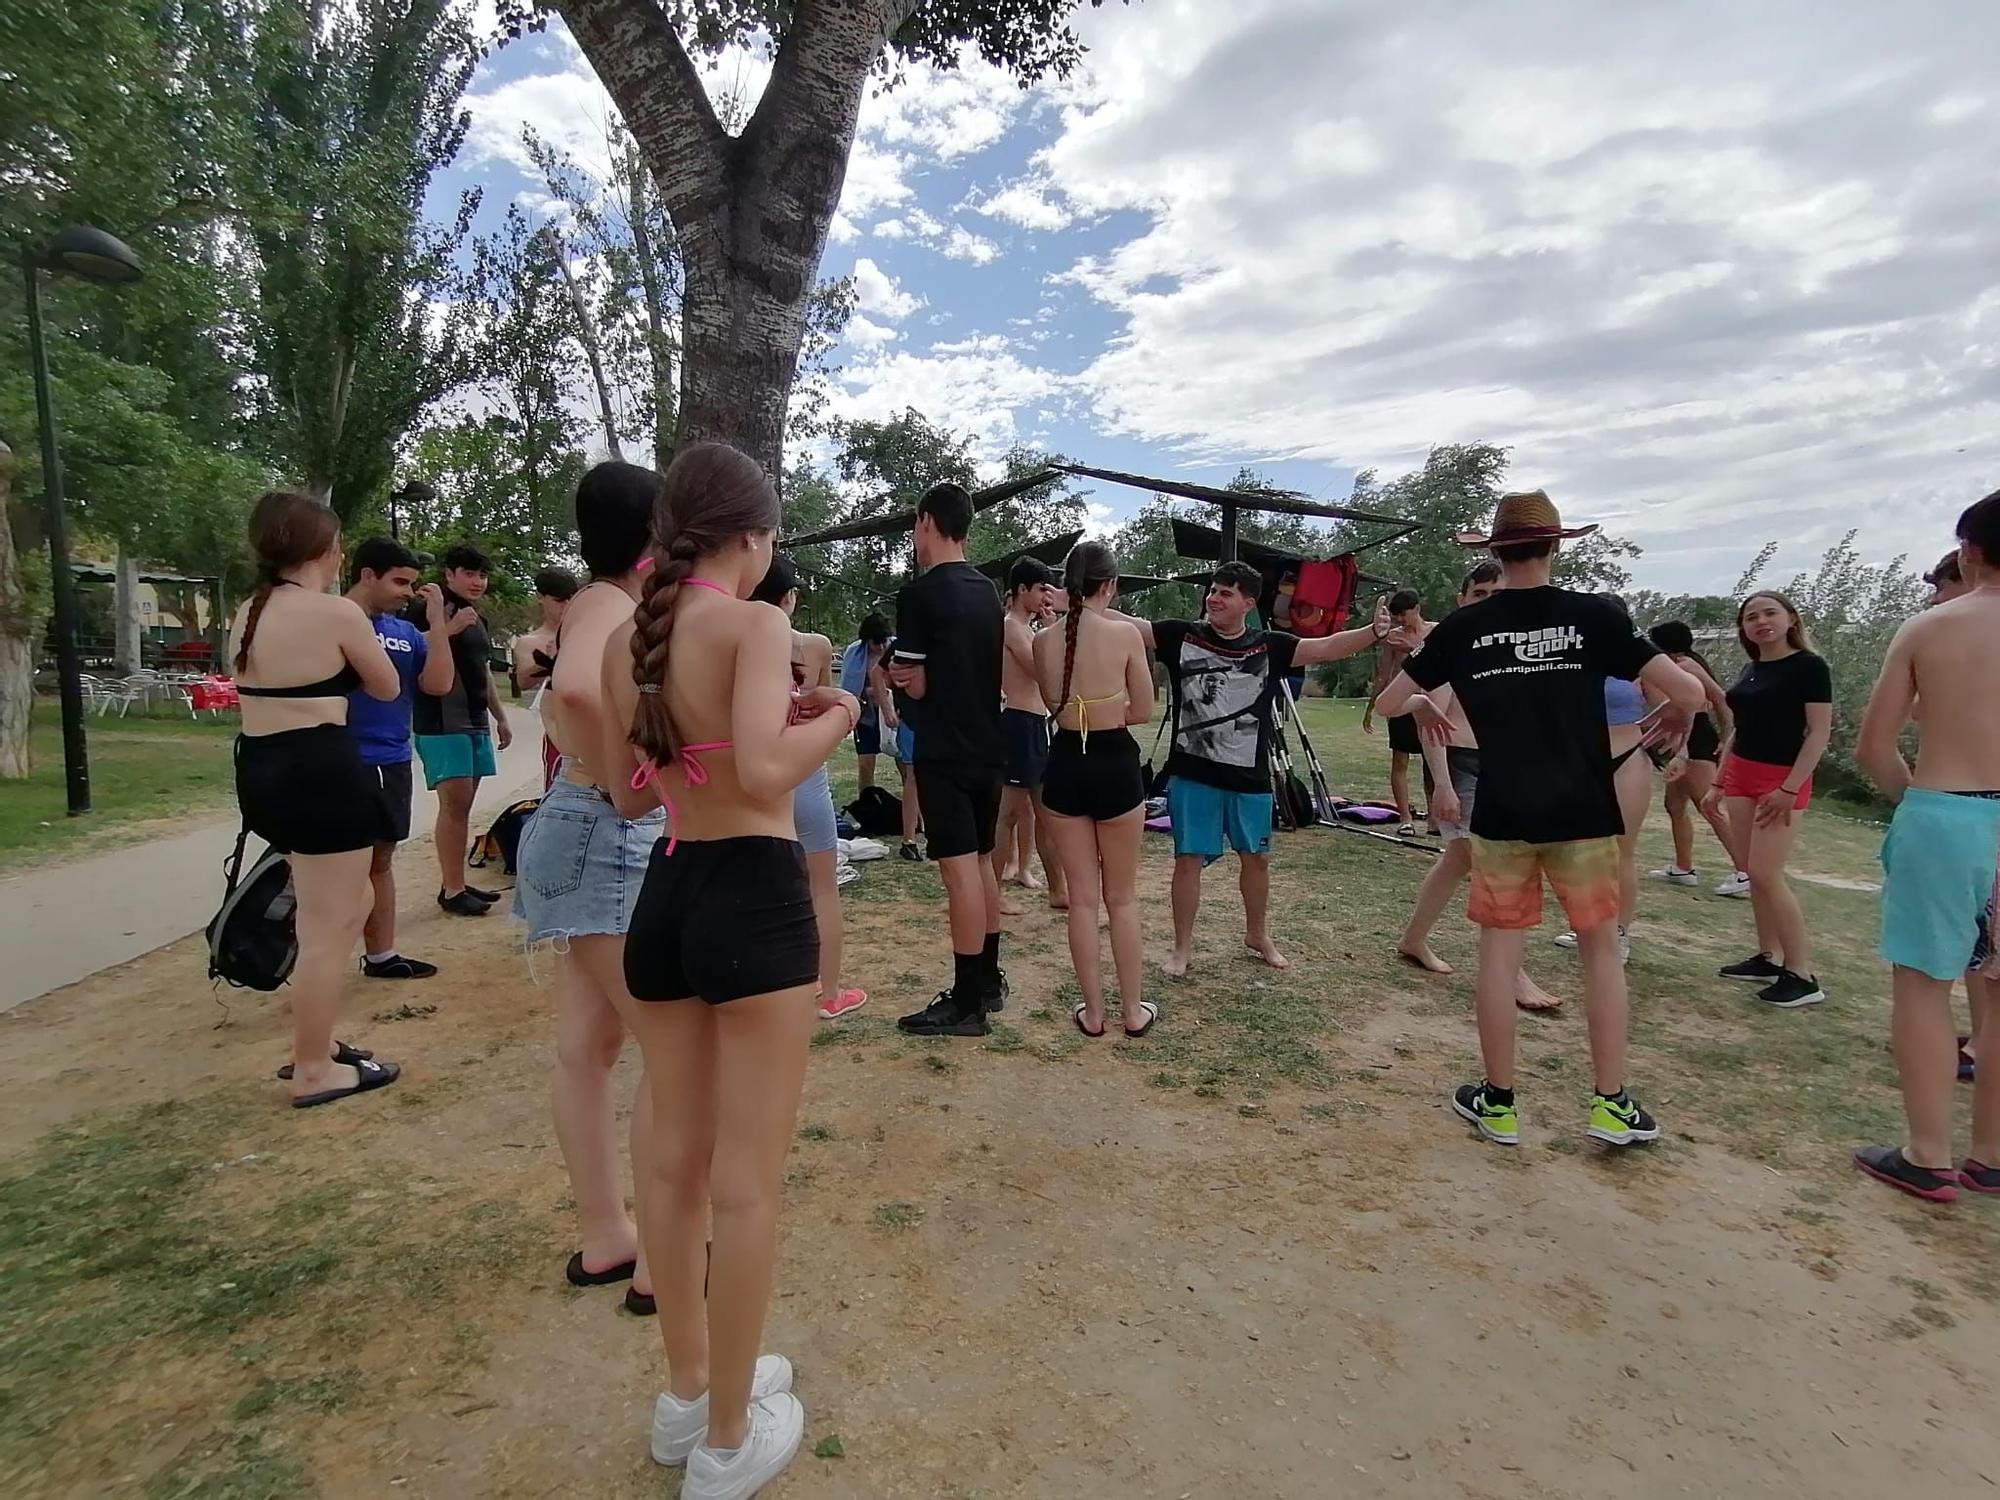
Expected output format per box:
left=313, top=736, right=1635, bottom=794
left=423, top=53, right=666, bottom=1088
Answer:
left=542, top=734, right=561, bottom=791
left=1718, top=753, right=1811, bottom=809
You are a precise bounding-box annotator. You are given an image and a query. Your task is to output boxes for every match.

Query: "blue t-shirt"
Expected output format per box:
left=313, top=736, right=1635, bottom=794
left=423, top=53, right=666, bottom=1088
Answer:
left=348, top=615, right=427, bottom=766
left=839, top=640, right=877, bottom=722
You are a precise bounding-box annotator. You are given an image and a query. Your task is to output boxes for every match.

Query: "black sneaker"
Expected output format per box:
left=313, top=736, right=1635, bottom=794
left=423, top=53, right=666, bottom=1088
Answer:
left=898, top=841, right=924, bottom=863
left=465, top=884, right=502, bottom=904
left=361, top=954, right=439, bottom=980
left=438, top=889, right=491, bottom=917
left=896, top=991, right=991, bottom=1037
left=1853, top=1144, right=1958, bottom=1203
left=983, top=967, right=1009, bottom=1014
left=1719, top=953, right=1783, bottom=983
left=1756, top=969, right=1825, bottom=1009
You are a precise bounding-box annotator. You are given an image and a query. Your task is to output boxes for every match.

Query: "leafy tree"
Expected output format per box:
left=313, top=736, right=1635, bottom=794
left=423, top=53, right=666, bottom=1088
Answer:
left=532, top=0, right=1126, bottom=478
left=245, top=0, right=483, bottom=521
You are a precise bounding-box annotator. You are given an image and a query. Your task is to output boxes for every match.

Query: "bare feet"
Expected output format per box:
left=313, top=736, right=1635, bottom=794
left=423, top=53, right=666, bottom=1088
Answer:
left=1165, top=948, right=1192, bottom=979
left=997, top=892, right=1026, bottom=917
left=1397, top=943, right=1454, bottom=976
left=1515, top=971, right=1562, bottom=1011
left=1015, top=869, right=1045, bottom=891
left=1245, top=937, right=1290, bottom=970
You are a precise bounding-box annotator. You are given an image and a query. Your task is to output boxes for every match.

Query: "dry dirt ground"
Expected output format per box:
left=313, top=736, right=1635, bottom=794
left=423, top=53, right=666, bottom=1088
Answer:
left=4, top=747, right=2000, bottom=1498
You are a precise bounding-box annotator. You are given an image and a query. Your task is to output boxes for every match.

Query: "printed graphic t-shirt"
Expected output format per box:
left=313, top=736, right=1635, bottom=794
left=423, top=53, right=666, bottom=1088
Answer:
left=1404, top=587, right=1658, bottom=844
left=347, top=615, right=427, bottom=766
left=407, top=589, right=491, bottom=737
left=893, top=561, right=1003, bottom=767
left=1725, top=651, right=1832, bottom=767
left=1152, top=619, right=1303, bottom=795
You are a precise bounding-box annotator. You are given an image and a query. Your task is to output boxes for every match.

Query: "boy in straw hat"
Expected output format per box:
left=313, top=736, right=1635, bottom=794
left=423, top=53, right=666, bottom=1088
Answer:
left=1375, top=491, right=1703, bottom=1148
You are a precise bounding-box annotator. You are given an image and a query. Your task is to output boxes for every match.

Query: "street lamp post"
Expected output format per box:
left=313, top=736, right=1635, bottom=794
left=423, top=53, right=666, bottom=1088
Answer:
left=21, top=225, right=144, bottom=816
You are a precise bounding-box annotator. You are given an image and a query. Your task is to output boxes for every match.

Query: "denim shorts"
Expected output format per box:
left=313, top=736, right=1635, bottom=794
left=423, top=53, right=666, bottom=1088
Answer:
left=512, top=774, right=666, bottom=943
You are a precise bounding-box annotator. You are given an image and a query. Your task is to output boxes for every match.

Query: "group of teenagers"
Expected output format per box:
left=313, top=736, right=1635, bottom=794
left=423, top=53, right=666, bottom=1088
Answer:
left=220, top=444, right=2000, bottom=1497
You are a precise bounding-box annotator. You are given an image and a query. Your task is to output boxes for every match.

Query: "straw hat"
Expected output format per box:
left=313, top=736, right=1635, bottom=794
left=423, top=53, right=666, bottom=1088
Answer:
left=1454, top=489, right=1599, bottom=549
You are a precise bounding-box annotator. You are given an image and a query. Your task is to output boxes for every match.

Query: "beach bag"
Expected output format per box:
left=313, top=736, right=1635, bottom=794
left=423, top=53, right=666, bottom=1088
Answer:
left=1286, top=556, right=1358, bottom=638
left=846, top=785, right=903, bottom=838
left=470, top=798, right=540, bottom=875
left=207, top=827, right=297, bottom=992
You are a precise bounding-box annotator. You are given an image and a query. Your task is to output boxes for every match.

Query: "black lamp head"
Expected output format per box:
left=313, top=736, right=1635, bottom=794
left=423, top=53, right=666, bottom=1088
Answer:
left=44, top=225, right=144, bottom=285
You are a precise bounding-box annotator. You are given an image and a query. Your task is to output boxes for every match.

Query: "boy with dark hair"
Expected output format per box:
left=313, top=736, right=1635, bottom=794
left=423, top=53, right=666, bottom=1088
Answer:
left=1363, top=587, right=1435, bottom=834
left=513, top=567, right=580, bottom=694
left=1113, top=558, right=1390, bottom=976
left=1376, top=490, right=1703, bottom=1150
left=996, top=556, right=1063, bottom=912
left=409, top=543, right=513, bottom=915
left=840, top=611, right=894, bottom=791
left=1854, top=489, right=2000, bottom=1201
left=346, top=538, right=455, bottom=978
left=892, top=481, right=1008, bottom=1036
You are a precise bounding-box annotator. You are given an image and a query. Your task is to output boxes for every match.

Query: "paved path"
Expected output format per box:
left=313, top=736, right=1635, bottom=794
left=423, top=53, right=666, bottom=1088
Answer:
left=0, top=732, right=544, bottom=1013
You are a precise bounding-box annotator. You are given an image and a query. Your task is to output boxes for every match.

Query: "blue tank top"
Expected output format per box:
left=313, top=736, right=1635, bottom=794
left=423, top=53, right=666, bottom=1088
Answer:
left=1604, top=677, right=1646, bottom=726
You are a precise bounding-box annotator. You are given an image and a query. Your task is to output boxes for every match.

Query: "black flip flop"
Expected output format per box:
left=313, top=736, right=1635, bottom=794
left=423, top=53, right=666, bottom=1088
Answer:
left=566, top=1252, right=637, bottom=1288
left=1123, top=1000, right=1160, bottom=1039
left=1072, top=1002, right=1105, bottom=1039
left=290, top=1056, right=400, bottom=1108
left=275, top=1040, right=374, bottom=1081
left=616, top=1242, right=711, bottom=1313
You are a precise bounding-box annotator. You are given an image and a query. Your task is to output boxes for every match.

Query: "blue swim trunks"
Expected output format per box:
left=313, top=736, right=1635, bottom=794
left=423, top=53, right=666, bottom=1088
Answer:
left=1879, top=788, right=2000, bottom=981
left=1166, top=776, right=1273, bottom=865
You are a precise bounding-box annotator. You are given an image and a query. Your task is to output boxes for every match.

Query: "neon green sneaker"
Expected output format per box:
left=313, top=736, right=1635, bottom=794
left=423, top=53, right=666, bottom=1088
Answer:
left=1451, top=1082, right=1519, bottom=1145
left=1588, top=1092, right=1661, bottom=1146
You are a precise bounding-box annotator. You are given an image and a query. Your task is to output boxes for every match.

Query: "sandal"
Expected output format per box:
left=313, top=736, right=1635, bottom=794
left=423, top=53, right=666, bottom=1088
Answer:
left=289, top=1056, right=400, bottom=1108
left=275, top=1039, right=373, bottom=1081
left=1072, top=1001, right=1105, bottom=1039
left=566, top=1252, right=637, bottom=1288
left=1123, top=1000, right=1160, bottom=1039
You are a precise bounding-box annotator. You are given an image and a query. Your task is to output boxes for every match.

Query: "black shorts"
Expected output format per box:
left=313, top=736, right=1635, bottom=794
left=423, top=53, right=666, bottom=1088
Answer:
left=235, top=725, right=381, bottom=855
left=1041, top=728, right=1145, bottom=822
left=366, top=760, right=414, bottom=843
left=854, top=712, right=882, bottom=757
left=1003, top=708, right=1050, bottom=789
left=915, top=761, right=1002, bottom=860
left=1388, top=713, right=1423, bottom=755
left=624, top=837, right=820, bottom=1003
left=1687, top=713, right=1721, bottom=764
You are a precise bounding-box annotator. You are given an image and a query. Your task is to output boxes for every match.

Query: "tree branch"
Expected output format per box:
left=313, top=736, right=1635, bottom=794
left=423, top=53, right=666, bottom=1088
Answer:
left=553, top=0, right=729, bottom=222
left=744, top=0, right=898, bottom=160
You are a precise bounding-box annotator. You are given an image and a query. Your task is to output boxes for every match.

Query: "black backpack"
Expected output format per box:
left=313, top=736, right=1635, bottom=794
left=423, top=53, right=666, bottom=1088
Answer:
left=470, top=798, right=540, bottom=876
left=207, top=827, right=298, bottom=992
left=845, top=784, right=903, bottom=837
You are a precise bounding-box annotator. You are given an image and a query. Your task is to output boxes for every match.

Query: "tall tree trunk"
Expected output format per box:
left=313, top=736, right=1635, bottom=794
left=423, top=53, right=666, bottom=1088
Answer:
left=559, top=0, right=897, bottom=482
left=115, top=545, right=144, bottom=675
left=0, top=442, right=34, bottom=780
left=625, top=141, right=678, bottom=470
left=551, top=232, right=625, bottom=460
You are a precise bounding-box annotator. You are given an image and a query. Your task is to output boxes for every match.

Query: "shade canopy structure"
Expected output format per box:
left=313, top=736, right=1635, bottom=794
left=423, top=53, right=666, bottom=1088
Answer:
left=972, top=529, right=1084, bottom=584
left=1167, top=518, right=1399, bottom=592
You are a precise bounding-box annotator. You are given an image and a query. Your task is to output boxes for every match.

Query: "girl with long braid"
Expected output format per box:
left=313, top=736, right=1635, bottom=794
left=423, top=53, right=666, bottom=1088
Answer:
left=596, top=442, right=860, bottom=1500
left=228, top=490, right=402, bottom=1106
left=1032, top=541, right=1156, bottom=1037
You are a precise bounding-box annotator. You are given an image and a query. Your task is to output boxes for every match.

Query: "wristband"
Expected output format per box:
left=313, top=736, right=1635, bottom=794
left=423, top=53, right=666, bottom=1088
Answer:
left=1778, top=784, right=1800, bottom=796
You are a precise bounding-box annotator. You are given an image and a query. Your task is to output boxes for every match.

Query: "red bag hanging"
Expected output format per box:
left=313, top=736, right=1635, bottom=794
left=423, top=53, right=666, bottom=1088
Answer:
left=1285, top=555, right=1358, bottom=638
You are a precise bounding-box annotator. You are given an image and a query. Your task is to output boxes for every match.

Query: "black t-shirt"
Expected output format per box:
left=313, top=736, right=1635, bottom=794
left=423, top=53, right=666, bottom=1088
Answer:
left=1152, top=620, right=1303, bottom=794
left=893, top=561, right=1003, bottom=767
left=1725, top=651, right=1832, bottom=767
left=407, top=588, right=491, bottom=736
left=1404, top=587, right=1658, bottom=843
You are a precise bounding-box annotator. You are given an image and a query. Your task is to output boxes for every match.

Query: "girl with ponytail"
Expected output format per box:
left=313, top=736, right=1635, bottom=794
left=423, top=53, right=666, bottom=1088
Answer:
left=1031, top=540, right=1157, bottom=1038
left=228, top=490, right=402, bottom=1106
left=594, top=441, right=860, bottom=1495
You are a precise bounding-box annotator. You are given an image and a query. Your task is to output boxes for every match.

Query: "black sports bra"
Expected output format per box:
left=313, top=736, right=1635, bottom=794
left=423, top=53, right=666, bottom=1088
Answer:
left=237, top=581, right=365, bottom=698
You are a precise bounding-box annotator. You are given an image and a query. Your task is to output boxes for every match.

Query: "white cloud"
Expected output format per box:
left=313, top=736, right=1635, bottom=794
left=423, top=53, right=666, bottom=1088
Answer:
left=831, top=337, right=1062, bottom=462
left=851, top=258, right=923, bottom=322
left=939, top=226, right=999, bottom=265
left=844, top=315, right=901, bottom=350
left=974, top=178, right=1074, bottom=231
left=873, top=218, right=910, bottom=240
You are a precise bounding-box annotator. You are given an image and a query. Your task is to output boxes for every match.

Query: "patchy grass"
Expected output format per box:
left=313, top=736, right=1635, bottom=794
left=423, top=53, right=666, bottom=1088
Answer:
left=871, top=1201, right=924, bottom=1232
left=0, top=704, right=239, bottom=869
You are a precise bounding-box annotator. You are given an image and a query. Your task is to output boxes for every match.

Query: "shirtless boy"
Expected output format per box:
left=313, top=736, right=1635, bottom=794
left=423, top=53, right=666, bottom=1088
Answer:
left=995, top=558, right=1065, bottom=914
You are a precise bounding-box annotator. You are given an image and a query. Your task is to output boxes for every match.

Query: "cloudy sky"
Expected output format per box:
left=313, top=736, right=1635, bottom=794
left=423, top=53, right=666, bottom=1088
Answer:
left=451, top=1, right=1999, bottom=592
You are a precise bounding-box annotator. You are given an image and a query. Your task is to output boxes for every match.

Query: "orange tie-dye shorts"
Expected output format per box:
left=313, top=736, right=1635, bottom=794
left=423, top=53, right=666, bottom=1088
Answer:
left=1468, top=836, right=1622, bottom=933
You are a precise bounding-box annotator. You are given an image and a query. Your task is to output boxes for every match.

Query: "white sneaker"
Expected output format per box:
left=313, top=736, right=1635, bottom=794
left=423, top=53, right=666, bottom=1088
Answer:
left=683, top=1391, right=806, bottom=1500
left=651, top=1355, right=796, bottom=1466
left=1553, top=930, right=1579, bottom=949
left=1646, top=865, right=1699, bottom=886
left=1715, top=871, right=1751, bottom=898
left=1555, top=928, right=1630, bottom=963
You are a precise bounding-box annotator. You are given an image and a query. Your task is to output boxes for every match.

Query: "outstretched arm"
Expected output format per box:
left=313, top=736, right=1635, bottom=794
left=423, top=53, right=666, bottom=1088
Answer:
left=1857, top=623, right=1917, bottom=803
left=1105, top=607, right=1156, bottom=650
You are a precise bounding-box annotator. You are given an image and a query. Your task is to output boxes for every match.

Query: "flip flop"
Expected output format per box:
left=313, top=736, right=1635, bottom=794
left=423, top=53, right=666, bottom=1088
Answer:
left=566, top=1252, right=638, bottom=1288
left=1398, top=823, right=1417, bottom=837
left=1072, top=1002, right=1105, bottom=1039
left=623, top=1288, right=656, bottom=1317
left=289, top=1056, right=400, bottom=1108
left=1123, top=1000, right=1160, bottom=1039
left=275, top=1040, right=374, bottom=1081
